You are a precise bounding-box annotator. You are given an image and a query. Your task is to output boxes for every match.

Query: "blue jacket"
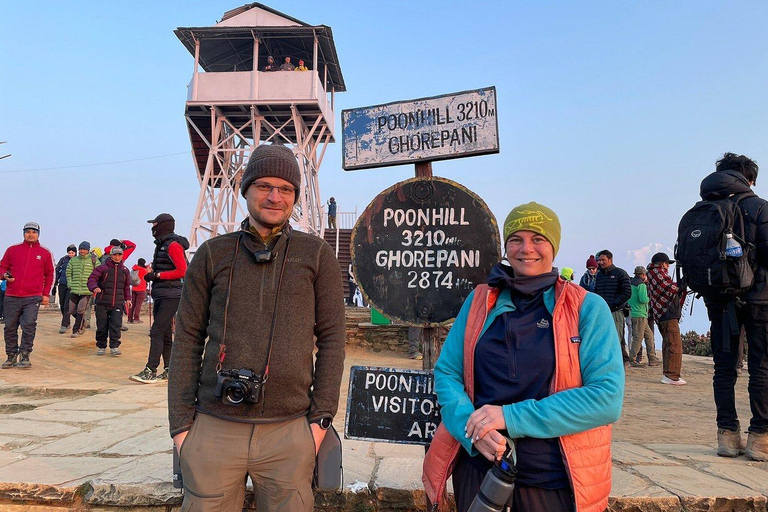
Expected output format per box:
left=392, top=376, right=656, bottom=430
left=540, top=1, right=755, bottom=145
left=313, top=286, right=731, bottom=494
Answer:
left=434, top=284, right=624, bottom=457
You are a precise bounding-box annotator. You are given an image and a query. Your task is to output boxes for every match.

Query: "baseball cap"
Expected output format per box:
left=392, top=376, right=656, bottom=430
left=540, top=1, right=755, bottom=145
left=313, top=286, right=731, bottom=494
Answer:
left=651, top=252, right=675, bottom=265
left=23, top=222, right=40, bottom=232
left=634, top=265, right=646, bottom=275
left=110, top=247, right=124, bottom=255
left=147, top=213, right=175, bottom=224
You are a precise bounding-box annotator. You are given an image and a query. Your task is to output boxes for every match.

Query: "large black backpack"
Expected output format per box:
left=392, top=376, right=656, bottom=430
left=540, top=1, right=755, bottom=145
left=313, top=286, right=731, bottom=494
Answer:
left=675, top=194, right=755, bottom=299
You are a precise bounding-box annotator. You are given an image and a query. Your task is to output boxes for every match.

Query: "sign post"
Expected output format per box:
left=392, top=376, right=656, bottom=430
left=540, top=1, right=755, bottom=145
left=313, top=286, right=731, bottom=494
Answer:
left=344, top=87, right=501, bottom=511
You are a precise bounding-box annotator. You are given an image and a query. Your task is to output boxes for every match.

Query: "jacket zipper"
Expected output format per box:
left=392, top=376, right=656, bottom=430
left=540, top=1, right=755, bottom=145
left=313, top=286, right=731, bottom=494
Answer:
left=111, top=264, right=118, bottom=307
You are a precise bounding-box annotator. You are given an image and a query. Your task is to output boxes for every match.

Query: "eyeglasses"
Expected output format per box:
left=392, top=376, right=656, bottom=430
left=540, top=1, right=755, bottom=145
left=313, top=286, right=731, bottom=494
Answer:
left=252, top=183, right=296, bottom=197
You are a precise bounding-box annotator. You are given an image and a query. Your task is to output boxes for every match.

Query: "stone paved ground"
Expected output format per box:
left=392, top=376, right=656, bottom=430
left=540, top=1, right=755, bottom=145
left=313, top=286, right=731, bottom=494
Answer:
left=0, top=308, right=766, bottom=510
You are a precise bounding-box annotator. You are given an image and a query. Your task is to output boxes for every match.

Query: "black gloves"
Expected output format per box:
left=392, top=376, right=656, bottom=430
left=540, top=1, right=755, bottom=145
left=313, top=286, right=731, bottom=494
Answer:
left=144, top=272, right=158, bottom=282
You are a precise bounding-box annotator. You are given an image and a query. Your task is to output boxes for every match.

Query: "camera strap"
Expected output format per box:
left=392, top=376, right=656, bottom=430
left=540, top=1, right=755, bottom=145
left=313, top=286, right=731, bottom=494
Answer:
left=218, top=228, right=292, bottom=408
left=260, top=234, right=291, bottom=413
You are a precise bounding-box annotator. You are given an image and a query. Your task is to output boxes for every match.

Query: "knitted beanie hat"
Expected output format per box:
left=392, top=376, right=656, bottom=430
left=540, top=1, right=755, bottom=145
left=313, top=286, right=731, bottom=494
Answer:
left=560, top=267, right=575, bottom=280
left=240, top=145, right=301, bottom=199
left=67, top=244, right=77, bottom=253
left=586, top=255, right=598, bottom=269
left=503, top=202, right=561, bottom=257
left=79, top=241, right=90, bottom=251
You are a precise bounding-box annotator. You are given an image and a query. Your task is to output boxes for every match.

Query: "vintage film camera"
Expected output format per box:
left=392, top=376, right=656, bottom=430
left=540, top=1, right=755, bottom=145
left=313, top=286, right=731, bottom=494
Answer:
left=214, top=368, right=264, bottom=405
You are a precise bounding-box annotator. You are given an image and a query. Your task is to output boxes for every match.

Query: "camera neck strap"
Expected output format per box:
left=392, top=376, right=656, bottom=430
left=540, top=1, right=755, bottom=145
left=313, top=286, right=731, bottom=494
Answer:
left=217, top=230, right=291, bottom=382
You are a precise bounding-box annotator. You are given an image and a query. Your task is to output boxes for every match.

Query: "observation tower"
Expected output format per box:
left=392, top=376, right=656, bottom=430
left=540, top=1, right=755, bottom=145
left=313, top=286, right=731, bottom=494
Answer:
left=175, top=3, right=345, bottom=251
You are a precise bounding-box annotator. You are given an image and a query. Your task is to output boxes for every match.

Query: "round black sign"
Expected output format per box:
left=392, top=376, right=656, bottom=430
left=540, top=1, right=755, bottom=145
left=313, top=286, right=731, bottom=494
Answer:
left=351, top=177, right=501, bottom=326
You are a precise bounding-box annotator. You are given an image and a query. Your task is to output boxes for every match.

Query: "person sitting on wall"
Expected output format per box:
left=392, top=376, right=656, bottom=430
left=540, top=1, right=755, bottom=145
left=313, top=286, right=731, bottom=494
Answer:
left=295, top=59, right=308, bottom=71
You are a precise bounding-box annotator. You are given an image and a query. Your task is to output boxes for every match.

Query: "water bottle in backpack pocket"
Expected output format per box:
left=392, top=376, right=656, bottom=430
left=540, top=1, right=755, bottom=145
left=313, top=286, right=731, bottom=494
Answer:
left=676, top=195, right=755, bottom=298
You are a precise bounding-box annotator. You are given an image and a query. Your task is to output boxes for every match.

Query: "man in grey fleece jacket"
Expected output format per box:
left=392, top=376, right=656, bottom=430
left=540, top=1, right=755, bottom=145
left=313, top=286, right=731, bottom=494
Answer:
left=168, top=144, right=346, bottom=511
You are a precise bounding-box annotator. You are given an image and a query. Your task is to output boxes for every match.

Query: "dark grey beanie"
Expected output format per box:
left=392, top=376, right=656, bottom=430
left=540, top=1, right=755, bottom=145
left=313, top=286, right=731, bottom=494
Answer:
left=240, top=145, right=301, bottom=199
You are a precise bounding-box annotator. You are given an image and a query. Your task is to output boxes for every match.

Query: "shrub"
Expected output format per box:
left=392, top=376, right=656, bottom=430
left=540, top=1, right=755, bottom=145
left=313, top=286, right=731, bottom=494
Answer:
left=682, top=330, right=712, bottom=357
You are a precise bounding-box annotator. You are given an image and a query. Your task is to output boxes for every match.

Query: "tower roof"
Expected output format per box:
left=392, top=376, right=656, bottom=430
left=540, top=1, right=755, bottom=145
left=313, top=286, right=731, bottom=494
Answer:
left=175, top=3, right=346, bottom=92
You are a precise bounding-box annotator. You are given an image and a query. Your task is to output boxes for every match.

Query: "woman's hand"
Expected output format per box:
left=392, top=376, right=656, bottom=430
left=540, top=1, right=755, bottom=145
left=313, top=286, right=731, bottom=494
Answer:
left=465, top=405, right=505, bottom=442
left=474, top=429, right=508, bottom=461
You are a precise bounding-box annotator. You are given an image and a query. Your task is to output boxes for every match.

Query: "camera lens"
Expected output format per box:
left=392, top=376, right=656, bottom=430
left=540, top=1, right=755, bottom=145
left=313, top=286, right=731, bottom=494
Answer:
left=225, top=381, right=248, bottom=405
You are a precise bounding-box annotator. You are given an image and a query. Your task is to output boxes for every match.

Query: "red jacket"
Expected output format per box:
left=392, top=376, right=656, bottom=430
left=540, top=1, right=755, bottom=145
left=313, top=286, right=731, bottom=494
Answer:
left=131, top=265, right=149, bottom=292
left=423, top=281, right=613, bottom=512
left=0, top=241, right=55, bottom=298
left=103, top=240, right=136, bottom=262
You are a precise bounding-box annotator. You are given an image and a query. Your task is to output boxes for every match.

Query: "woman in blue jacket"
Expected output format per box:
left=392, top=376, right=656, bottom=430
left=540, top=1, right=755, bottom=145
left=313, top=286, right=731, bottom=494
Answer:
left=426, top=202, right=624, bottom=512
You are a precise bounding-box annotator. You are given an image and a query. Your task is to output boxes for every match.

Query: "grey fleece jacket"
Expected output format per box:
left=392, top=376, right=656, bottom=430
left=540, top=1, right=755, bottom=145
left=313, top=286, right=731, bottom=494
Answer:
left=167, top=226, right=346, bottom=437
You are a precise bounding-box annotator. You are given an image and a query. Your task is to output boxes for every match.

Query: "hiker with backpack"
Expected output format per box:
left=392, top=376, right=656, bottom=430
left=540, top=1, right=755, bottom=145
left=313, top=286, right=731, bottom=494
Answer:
left=676, top=152, right=768, bottom=461
left=128, top=258, right=148, bottom=324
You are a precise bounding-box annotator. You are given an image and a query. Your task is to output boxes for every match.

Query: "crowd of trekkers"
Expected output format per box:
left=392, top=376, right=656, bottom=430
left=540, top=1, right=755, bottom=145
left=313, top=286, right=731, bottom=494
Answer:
left=0, top=213, right=188, bottom=386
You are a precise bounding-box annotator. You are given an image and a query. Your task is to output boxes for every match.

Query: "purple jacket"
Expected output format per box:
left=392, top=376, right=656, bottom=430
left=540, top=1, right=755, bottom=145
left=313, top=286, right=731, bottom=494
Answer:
left=88, top=259, right=131, bottom=307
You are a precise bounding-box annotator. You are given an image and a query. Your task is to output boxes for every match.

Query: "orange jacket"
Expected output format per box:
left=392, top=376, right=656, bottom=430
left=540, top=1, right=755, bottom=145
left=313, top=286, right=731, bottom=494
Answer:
left=423, top=280, right=614, bottom=512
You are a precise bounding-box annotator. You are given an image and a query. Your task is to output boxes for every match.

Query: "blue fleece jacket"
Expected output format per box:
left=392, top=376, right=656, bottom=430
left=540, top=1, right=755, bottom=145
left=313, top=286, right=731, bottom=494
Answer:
left=434, top=284, right=624, bottom=457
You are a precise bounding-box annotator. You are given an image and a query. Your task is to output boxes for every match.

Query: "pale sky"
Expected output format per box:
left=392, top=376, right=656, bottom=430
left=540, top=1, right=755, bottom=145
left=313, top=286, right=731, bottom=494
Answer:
left=2, top=1, right=768, bottom=333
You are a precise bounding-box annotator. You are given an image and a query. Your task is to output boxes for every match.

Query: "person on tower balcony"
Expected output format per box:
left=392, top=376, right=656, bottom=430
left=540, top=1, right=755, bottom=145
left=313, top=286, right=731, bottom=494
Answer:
left=263, top=56, right=278, bottom=71
left=279, top=56, right=295, bottom=71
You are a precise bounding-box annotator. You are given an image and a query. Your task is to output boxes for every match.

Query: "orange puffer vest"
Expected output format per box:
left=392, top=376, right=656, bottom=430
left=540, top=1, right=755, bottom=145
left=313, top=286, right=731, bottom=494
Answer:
left=422, top=280, right=612, bottom=512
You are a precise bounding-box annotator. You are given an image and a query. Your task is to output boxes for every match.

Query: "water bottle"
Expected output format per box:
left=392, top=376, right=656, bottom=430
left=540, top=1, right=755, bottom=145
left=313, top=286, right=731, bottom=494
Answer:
left=467, top=444, right=517, bottom=512
left=725, top=233, right=743, bottom=258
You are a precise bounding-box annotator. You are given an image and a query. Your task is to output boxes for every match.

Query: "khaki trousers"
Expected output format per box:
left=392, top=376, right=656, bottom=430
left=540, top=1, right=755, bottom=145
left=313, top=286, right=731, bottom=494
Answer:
left=659, top=319, right=682, bottom=380
left=612, top=310, right=630, bottom=362
left=180, top=413, right=315, bottom=512
left=629, top=317, right=658, bottom=362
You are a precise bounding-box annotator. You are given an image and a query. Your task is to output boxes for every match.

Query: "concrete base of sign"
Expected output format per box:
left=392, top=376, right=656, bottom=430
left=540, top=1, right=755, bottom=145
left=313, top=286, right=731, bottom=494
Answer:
left=0, top=311, right=765, bottom=510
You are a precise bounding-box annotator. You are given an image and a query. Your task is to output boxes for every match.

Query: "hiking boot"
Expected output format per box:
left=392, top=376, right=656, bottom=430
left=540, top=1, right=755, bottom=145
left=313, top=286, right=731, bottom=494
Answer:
left=661, top=376, right=686, bottom=386
left=746, top=431, right=768, bottom=461
left=16, top=353, right=31, bottom=369
left=110, top=348, right=122, bottom=356
left=648, top=358, right=661, bottom=367
left=120, top=325, right=128, bottom=332
left=1, top=355, right=17, bottom=369
left=134, top=320, right=143, bottom=324
left=58, top=326, right=67, bottom=334
left=127, top=320, right=133, bottom=324
left=629, top=361, right=643, bottom=368
left=717, top=425, right=746, bottom=457
left=96, top=348, right=106, bottom=356
left=130, top=367, right=157, bottom=384
left=409, top=352, right=423, bottom=360
left=156, top=368, right=169, bottom=381
left=71, top=331, right=80, bottom=338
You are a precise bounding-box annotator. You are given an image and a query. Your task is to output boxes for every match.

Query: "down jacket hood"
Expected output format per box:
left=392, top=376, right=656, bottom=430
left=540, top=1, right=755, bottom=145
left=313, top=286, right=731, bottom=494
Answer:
left=700, top=169, right=753, bottom=201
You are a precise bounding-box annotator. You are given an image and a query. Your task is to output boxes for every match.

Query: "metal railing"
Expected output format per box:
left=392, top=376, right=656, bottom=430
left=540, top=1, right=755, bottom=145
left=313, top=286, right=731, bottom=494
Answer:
left=320, top=207, right=358, bottom=257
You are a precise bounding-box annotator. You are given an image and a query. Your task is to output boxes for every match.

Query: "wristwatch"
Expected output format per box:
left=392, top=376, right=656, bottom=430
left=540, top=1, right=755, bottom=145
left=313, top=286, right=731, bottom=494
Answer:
left=312, top=417, right=332, bottom=430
